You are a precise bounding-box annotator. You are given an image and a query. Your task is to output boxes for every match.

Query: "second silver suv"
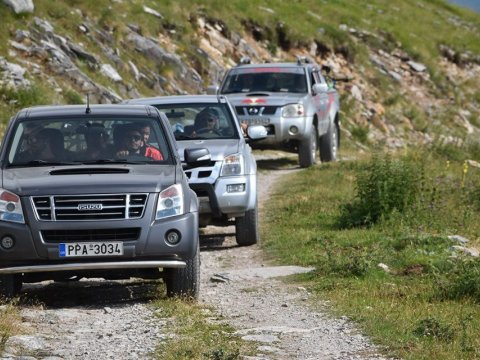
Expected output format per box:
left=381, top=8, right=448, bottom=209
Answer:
left=213, top=57, right=340, bottom=168
left=125, top=95, right=266, bottom=246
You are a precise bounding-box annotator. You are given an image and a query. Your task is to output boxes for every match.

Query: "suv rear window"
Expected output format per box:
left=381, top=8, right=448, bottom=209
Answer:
left=6, top=117, right=171, bottom=166
left=221, top=67, right=307, bottom=94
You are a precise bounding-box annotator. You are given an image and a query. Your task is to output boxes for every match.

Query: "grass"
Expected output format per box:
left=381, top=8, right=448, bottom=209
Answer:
left=0, top=301, right=23, bottom=353
left=152, top=296, right=256, bottom=360
left=261, top=149, right=480, bottom=360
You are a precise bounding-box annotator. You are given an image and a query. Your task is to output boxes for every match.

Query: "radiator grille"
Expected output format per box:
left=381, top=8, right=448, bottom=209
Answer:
left=32, top=194, right=148, bottom=221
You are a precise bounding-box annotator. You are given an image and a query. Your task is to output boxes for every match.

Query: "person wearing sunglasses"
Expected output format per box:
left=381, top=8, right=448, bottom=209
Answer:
left=192, top=108, right=220, bottom=137
left=116, top=125, right=162, bottom=160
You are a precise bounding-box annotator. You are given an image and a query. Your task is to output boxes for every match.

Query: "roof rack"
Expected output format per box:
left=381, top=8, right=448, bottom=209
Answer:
left=296, top=56, right=313, bottom=65
left=237, top=56, right=251, bottom=65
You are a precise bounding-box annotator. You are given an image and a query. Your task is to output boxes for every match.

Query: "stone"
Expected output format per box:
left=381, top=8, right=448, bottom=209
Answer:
left=241, top=334, right=280, bottom=343
left=3, top=0, right=34, bottom=14
left=407, top=60, right=426, bottom=72
left=450, top=245, right=479, bottom=257
left=143, top=5, right=162, bottom=19
left=377, top=263, right=390, bottom=273
left=5, top=335, right=46, bottom=353
left=100, top=64, right=122, bottom=82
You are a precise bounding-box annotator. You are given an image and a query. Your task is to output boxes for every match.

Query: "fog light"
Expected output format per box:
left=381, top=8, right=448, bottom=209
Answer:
left=227, top=184, right=245, bottom=193
left=1, top=236, right=15, bottom=250
left=165, top=230, right=181, bottom=245
left=289, top=126, right=299, bottom=134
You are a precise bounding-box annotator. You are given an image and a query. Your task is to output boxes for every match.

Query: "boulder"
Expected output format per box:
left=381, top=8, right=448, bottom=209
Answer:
left=3, top=0, right=34, bottom=14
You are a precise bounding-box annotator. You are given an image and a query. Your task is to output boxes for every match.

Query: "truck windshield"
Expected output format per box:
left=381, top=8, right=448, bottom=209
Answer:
left=6, top=117, right=171, bottom=167
left=221, top=67, right=307, bottom=94
left=153, top=103, right=240, bottom=141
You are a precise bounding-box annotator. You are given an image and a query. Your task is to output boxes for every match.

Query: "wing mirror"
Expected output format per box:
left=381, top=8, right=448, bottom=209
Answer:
left=184, top=148, right=211, bottom=167
left=206, top=85, right=219, bottom=95
left=312, top=83, right=329, bottom=95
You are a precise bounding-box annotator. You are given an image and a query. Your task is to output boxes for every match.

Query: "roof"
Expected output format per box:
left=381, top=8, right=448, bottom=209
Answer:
left=124, top=95, right=228, bottom=106
left=16, top=104, right=157, bottom=119
left=233, top=62, right=318, bottom=69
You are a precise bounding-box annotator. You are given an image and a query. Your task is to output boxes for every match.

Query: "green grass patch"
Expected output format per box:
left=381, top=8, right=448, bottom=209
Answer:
left=262, top=150, right=480, bottom=360
left=153, top=297, right=256, bottom=360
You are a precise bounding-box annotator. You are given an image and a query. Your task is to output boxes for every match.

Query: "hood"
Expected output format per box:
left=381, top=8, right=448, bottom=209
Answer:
left=175, top=139, right=240, bottom=162
left=2, top=165, right=177, bottom=196
left=225, top=92, right=307, bottom=106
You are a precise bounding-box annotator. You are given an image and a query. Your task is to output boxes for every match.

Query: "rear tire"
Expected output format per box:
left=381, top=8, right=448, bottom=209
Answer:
left=298, top=125, right=318, bottom=168
left=0, top=274, right=22, bottom=299
left=235, top=199, right=259, bottom=246
left=165, top=242, right=200, bottom=299
left=319, top=122, right=338, bottom=162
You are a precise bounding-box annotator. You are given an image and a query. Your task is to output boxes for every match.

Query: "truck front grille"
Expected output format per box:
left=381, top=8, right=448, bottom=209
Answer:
left=31, top=194, right=148, bottom=221
left=41, top=228, right=141, bottom=243
left=235, top=106, right=277, bottom=116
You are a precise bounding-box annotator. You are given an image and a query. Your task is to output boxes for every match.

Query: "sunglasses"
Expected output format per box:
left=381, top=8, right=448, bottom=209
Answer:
left=207, top=118, right=216, bottom=122
left=127, top=134, right=142, bottom=141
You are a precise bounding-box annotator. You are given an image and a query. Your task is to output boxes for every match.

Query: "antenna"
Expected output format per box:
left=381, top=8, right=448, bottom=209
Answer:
left=86, top=94, right=91, bottom=114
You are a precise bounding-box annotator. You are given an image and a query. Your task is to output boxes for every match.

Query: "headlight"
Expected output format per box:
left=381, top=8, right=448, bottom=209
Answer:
left=221, top=153, right=243, bottom=176
left=0, top=189, right=25, bottom=224
left=156, top=184, right=184, bottom=220
left=282, top=103, right=304, bottom=117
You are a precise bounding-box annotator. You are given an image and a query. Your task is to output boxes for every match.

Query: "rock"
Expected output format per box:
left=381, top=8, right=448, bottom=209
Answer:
left=388, top=70, right=402, bottom=81
left=350, top=85, right=363, bottom=101
left=450, top=245, right=479, bottom=257
left=3, top=0, right=34, bottom=14
left=448, top=235, right=469, bottom=244
left=143, top=5, right=163, bottom=18
left=210, top=273, right=231, bottom=283
left=33, top=17, right=54, bottom=33
left=241, top=334, right=280, bottom=343
left=4, top=335, right=47, bottom=354
left=69, top=43, right=99, bottom=66
left=407, top=60, right=426, bottom=72
left=467, top=160, right=480, bottom=169
left=100, top=64, right=122, bottom=82
left=128, top=61, right=140, bottom=81
left=377, top=263, right=390, bottom=273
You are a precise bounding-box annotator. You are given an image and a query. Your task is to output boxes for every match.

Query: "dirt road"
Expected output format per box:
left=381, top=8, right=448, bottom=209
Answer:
left=1, top=157, right=389, bottom=360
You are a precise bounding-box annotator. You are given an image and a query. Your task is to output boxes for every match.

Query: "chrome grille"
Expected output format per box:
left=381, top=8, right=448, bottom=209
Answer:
left=31, top=194, right=148, bottom=221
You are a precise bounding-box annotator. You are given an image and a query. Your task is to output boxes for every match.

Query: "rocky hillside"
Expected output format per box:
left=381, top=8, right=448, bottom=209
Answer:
left=1, top=0, right=480, bottom=153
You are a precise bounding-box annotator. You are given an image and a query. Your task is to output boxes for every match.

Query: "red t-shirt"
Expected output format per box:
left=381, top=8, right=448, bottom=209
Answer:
left=144, top=145, right=163, bottom=160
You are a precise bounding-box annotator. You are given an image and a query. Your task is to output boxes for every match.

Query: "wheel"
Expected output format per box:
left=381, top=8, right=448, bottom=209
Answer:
left=319, top=121, right=338, bottom=162
left=298, top=124, right=318, bottom=168
left=165, top=242, right=200, bottom=299
left=235, top=199, right=259, bottom=246
left=0, top=274, right=22, bottom=299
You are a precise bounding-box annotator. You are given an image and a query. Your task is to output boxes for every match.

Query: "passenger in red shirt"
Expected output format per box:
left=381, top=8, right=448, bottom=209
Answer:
left=117, top=126, right=163, bottom=160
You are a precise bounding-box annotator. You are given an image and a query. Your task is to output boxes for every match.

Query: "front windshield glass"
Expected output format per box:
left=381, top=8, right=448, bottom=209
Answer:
left=153, top=103, right=240, bottom=141
left=221, top=67, right=307, bottom=94
left=7, top=117, right=171, bottom=167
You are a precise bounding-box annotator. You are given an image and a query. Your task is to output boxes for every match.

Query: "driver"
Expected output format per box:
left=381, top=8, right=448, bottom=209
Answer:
left=192, top=108, right=219, bottom=137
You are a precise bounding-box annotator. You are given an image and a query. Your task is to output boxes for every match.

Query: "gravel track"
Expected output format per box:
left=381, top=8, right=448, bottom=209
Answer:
left=1, top=156, right=391, bottom=360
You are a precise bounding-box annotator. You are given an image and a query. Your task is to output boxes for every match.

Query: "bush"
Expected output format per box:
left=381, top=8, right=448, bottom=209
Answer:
left=435, top=258, right=480, bottom=303
left=413, top=317, right=455, bottom=342
left=338, top=154, right=421, bottom=228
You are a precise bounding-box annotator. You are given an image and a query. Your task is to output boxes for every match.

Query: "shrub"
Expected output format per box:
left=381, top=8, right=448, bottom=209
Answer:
left=435, top=258, right=480, bottom=303
left=338, top=154, right=420, bottom=227
left=413, top=317, right=455, bottom=342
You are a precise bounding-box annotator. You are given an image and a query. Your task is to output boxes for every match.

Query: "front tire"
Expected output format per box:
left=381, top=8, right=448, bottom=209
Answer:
left=298, top=125, right=318, bottom=168
left=319, top=121, right=338, bottom=162
left=165, top=242, right=200, bottom=299
left=0, top=274, right=22, bottom=299
left=235, top=199, right=259, bottom=246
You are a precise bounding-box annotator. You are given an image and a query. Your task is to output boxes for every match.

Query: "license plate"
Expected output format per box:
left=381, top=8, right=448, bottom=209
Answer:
left=59, top=242, right=124, bottom=257
left=244, top=117, right=270, bottom=125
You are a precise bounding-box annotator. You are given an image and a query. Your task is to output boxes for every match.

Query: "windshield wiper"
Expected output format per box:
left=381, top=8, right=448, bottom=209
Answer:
left=78, top=159, right=152, bottom=165
left=175, top=134, right=194, bottom=140
left=12, top=160, right=77, bottom=167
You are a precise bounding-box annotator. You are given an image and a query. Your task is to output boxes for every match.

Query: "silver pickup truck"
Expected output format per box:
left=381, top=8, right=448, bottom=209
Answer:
left=212, top=57, right=340, bottom=168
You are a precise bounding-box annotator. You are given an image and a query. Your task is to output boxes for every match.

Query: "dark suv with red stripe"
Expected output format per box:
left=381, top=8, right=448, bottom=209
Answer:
left=215, top=57, right=340, bottom=167
left=0, top=104, right=207, bottom=299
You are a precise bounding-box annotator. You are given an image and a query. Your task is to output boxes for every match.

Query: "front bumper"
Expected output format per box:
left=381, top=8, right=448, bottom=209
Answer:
left=0, top=210, right=198, bottom=272
left=238, top=115, right=310, bottom=146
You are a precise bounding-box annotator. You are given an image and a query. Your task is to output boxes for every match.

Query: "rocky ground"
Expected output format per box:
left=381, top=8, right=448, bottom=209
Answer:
left=1, top=154, right=391, bottom=360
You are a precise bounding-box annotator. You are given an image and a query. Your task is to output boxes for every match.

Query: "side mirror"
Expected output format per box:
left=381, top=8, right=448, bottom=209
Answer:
left=184, top=148, right=211, bottom=167
left=246, top=125, right=268, bottom=140
left=312, top=83, right=329, bottom=95
left=206, top=85, right=219, bottom=95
